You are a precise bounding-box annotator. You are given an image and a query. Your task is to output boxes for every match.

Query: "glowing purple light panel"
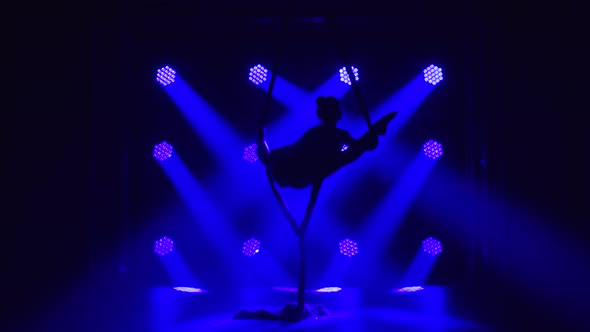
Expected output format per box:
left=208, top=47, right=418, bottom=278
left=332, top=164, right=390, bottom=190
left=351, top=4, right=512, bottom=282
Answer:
left=422, top=237, right=443, bottom=256
left=174, top=287, right=206, bottom=293
left=423, top=139, right=443, bottom=159
left=249, top=64, right=268, bottom=85
left=156, top=66, right=176, bottom=86
left=315, top=287, right=342, bottom=293
left=153, top=141, right=174, bottom=161
left=243, top=143, right=258, bottom=163
left=339, top=66, right=359, bottom=85
left=154, top=237, right=174, bottom=256
left=423, top=64, right=443, bottom=85
left=242, top=238, right=261, bottom=257
left=396, top=286, right=424, bottom=293
left=339, top=238, right=358, bottom=257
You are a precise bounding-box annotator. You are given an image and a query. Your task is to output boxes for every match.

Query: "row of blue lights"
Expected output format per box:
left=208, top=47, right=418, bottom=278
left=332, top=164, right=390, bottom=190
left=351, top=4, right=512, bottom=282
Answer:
left=156, top=64, right=444, bottom=87
left=154, top=63, right=445, bottom=297
left=153, top=139, right=444, bottom=164
left=172, top=285, right=425, bottom=294
left=154, top=235, right=443, bottom=258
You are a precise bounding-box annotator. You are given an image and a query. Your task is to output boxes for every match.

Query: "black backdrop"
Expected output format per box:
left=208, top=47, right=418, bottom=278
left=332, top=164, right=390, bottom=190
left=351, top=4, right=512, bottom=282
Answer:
left=9, top=14, right=585, bottom=329
left=114, top=16, right=477, bottom=288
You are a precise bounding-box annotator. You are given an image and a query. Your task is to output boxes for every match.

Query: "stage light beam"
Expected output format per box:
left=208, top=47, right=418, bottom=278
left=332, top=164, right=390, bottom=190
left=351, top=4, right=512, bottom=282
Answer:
left=423, top=64, right=443, bottom=86
left=153, top=141, right=174, bottom=161
left=156, top=66, right=176, bottom=86
left=242, top=238, right=261, bottom=257
left=423, top=140, right=443, bottom=159
left=154, top=237, right=174, bottom=256
left=249, top=64, right=268, bottom=85
left=422, top=237, right=443, bottom=256
left=243, top=143, right=259, bottom=163
left=339, top=66, right=359, bottom=85
left=339, top=238, right=359, bottom=257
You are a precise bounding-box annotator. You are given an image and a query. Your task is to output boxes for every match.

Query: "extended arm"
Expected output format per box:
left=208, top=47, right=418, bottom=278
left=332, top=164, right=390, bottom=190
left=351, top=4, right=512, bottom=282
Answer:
left=339, top=130, right=378, bottom=165
left=340, top=112, right=397, bottom=164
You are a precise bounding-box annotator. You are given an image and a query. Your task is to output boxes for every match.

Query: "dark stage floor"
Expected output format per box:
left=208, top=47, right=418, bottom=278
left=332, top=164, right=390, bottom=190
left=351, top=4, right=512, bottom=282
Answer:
left=31, top=282, right=514, bottom=332
left=153, top=287, right=487, bottom=331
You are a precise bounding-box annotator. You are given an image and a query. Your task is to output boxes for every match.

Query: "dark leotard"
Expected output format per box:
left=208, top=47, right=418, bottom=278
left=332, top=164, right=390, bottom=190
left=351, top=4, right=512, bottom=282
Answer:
left=267, top=126, right=378, bottom=188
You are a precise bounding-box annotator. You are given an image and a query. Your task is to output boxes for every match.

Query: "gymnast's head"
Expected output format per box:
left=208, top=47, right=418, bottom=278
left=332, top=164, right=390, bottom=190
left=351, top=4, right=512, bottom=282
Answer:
left=316, top=96, right=342, bottom=127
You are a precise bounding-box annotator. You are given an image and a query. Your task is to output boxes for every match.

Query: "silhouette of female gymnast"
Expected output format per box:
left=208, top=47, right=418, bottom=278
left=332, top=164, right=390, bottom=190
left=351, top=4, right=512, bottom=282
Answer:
left=258, top=96, right=396, bottom=189
left=236, top=96, right=396, bottom=321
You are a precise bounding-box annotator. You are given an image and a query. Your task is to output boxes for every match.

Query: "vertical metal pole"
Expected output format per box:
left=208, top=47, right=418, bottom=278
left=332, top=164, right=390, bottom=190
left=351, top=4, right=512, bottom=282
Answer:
left=296, top=235, right=306, bottom=314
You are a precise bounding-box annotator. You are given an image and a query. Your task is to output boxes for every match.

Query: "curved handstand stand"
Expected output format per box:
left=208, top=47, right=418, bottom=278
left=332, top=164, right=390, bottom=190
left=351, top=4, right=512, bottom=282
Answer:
left=235, top=97, right=396, bottom=322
